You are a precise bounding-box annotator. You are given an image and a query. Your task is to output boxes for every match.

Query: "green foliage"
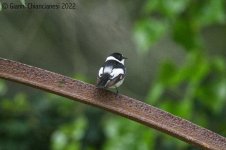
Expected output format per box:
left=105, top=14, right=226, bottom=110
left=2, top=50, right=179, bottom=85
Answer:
left=144, top=45, right=226, bottom=148
left=103, top=116, right=155, bottom=150
left=0, top=83, right=31, bottom=150
left=134, top=19, right=167, bottom=53
left=51, top=117, right=87, bottom=150
left=147, top=51, right=226, bottom=114
left=0, top=81, right=80, bottom=150
left=132, top=0, right=226, bottom=149
left=134, top=0, right=226, bottom=52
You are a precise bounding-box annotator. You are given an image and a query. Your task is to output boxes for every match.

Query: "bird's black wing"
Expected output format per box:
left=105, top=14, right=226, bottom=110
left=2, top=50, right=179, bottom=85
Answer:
left=96, top=73, right=111, bottom=88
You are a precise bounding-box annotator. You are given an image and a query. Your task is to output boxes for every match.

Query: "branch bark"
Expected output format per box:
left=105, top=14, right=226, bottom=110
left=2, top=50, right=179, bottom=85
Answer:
left=0, top=58, right=226, bottom=150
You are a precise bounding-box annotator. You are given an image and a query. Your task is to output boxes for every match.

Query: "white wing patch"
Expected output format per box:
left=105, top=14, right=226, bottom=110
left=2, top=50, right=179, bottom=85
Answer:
left=104, top=66, right=112, bottom=74
left=98, top=67, right=103, bottom=77
left=110, top=68, right=124, bottom=79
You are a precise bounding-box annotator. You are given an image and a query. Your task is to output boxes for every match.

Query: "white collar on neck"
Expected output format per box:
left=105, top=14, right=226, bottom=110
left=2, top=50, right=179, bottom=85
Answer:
left=105, top=56, right=124, bottom=64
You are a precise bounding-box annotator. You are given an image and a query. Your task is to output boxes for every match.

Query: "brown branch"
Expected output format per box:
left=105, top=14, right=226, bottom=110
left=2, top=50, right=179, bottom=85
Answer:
left=0, top=58, right=225, bottom=150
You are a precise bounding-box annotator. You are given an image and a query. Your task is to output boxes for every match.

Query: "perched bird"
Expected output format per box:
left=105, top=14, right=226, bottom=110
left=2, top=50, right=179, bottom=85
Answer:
left=96, top=52, right=127, bottom=94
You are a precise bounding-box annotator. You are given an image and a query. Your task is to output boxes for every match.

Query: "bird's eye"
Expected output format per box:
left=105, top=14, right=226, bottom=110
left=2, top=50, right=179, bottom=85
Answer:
left=100, top=73, right=103, bottom=77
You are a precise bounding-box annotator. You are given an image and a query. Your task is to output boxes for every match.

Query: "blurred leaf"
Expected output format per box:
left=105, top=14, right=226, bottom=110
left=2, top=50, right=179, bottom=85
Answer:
left=155, top=0, right=188, bottom=18
left=172, top=18, right=202, bottom=50
left=197, top=0, right=226, bottom=26
left=2, top=120, right=30, bottom=136
left=143, top=0, right=189, bottom=18
left=143, top=0, right=158, bottom=14
left=146, top=83, right=164, bottom=104
left=162, top=0, right=189, bottom=18
left=14, top=93, right=29, bottom=110
left=0, top=93, right=29, bottom=113
left=51, top=116, right=87, bottom=150
left=52, top=132, right=67, bottom=150
left=134, top=19, right=167, bottom=53
left=213, top=56, right=226, bottom=72
left=139, top=0, right=226, bottom=52
left=104, top=116, right=155, bottom=150
left=158, top=61, right=177, bottom=86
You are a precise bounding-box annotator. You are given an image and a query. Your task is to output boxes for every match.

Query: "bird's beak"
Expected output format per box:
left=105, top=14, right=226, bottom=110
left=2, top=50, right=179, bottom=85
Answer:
left=123, top=56, right=128, bottom=59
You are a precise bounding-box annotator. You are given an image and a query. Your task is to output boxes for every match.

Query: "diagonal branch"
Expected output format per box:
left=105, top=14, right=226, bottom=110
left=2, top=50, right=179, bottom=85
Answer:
left=0, top=58, right=226, bottom=150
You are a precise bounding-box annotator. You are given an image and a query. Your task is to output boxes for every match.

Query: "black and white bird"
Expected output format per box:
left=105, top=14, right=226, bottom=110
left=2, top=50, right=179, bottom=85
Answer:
left=96, top=52, right=127, bottom=93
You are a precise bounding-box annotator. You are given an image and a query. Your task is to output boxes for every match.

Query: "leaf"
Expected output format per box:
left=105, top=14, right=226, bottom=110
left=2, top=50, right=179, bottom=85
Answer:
left=197, top=0, right=226, bottom=26
left=143, top=0, right=189, bottom=19
left=134, top=19, right=167, bottom=53
left=158, top=61, right=177, bottom=86
left=172, top=18, right=202, bottom=51
left=146, top=83, right=164, bottom=104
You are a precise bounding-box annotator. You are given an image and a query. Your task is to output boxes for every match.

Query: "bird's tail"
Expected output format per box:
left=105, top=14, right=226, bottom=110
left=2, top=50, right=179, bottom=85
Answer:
left=96, top=73, right=111, bottom=88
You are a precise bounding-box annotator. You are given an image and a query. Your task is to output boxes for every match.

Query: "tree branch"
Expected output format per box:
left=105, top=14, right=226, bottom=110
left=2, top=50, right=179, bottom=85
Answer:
left=0, top=58, right=225, bottom=150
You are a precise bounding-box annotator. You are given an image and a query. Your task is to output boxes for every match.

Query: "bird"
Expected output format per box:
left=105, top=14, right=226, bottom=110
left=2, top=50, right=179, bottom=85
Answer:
left=96, top=52, right=127, bottom=94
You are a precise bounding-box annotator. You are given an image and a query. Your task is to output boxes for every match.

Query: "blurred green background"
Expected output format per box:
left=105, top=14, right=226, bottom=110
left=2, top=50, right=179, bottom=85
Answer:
left=0, top=0, right=226, bottom=150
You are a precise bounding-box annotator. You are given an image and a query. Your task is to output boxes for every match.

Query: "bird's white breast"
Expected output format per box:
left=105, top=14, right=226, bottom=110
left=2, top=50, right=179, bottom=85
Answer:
left=110, top=78, right=125, bottom=88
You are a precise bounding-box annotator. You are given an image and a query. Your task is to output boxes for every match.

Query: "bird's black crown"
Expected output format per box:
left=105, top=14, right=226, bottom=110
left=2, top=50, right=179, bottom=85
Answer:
left=110, top=52, right=125, bottom=61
